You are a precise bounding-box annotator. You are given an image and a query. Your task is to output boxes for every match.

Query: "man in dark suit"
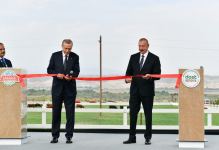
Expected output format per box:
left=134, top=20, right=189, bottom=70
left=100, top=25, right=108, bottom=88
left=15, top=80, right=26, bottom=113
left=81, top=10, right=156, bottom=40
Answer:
left=47, top=39, right=80, bottom=144
left=0, top=43, right=12, bottom=68
left=123, top=38, right=161, bottom=145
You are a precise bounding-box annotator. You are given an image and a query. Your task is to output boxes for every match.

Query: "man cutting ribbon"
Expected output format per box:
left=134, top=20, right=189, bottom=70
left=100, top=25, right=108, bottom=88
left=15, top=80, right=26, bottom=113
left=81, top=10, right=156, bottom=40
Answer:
left=47, top=39, right=80, bottom=144
left=123, top=38, right=161, bottom=145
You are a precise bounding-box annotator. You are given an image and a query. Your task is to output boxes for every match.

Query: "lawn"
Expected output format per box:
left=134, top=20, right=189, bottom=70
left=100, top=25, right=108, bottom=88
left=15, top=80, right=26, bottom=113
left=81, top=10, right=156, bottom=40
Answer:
left=27, top=105, right=179, bottom=125
left=83, top=105, right=178, bottom=109
left=27, top=111, right=219, bottom=126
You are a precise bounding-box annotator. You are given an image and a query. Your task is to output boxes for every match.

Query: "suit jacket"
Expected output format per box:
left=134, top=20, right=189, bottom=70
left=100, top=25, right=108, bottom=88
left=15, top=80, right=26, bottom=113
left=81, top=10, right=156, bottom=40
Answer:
left=47, top=51, right=80, bottom=97
left=0, top=58, right=12, bottom=68
left=126, top=52, right=161, bottom=97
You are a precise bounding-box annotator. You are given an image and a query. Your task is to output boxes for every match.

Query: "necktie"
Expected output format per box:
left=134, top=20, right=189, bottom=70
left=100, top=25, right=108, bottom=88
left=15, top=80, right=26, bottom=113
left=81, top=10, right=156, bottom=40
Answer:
left=63, top=55, right=68, bottom=71
left=0, top=58, right=6, bottom=67
left=139, top=55, right=144, bottom=70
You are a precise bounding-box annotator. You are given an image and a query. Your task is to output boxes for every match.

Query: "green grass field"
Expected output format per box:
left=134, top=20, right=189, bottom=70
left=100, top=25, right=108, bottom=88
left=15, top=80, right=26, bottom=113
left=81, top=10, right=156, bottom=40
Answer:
left=85, top=105, right=178, bottom=109
left=26, top=105, right=219, bottom=126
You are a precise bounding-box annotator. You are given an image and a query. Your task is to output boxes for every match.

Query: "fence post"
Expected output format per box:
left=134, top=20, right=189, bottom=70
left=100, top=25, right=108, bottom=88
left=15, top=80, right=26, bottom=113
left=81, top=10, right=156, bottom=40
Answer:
left=123, top=106, right=128, bottom=126
left=207, top=113, right=212, bottom=128
left=42, top=102, right=47, bottom=128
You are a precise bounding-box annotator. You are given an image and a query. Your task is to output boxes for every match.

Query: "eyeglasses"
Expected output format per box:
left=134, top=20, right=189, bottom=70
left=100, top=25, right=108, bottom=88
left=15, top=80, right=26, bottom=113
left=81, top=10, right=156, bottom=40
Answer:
left=0, top=48, right=5, bottom=50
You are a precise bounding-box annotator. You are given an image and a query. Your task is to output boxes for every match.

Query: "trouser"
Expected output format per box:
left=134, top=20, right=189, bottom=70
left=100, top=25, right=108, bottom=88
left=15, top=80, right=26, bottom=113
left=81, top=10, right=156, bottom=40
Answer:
left=51, top=88, right=76, bottom=138
left=129, top=94, right=154, bottom=139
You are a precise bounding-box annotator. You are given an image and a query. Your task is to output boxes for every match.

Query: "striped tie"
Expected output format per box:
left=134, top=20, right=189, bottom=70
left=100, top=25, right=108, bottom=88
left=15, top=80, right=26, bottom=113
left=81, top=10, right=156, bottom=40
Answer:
left=139, top=55, right=144, bottom=70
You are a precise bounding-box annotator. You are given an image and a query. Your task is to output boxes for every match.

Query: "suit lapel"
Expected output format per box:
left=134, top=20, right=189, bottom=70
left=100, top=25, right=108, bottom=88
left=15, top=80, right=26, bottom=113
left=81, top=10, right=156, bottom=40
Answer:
left=5, top=59, right=10, bottom=67
left=67, top=53, right=73, bottom=70
left=58, top=51, right=64, bottom=71
left=135, top=53, right=141, bottom=72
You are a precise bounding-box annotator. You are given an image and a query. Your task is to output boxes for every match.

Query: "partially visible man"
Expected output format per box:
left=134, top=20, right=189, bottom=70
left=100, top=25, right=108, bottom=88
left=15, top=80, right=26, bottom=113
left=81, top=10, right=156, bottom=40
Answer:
left=0, top=43, right=12, bottom=68
left=47, top=39, right=80, bottom=144
left=123, top=38, right=161, bottom=145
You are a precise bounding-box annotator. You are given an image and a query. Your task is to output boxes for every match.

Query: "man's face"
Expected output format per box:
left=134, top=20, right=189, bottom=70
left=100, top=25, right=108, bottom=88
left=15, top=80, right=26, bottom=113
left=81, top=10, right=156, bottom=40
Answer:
left=62, top=43, right=73, bottom=55
left=0, top=44, right=5, bottom=58
left=138, top=41, right=149, bottom=53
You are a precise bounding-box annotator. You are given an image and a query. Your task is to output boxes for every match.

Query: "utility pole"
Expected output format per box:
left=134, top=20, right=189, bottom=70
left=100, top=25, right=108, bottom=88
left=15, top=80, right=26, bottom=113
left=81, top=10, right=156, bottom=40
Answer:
left=99, top=35, right=103, bottom=116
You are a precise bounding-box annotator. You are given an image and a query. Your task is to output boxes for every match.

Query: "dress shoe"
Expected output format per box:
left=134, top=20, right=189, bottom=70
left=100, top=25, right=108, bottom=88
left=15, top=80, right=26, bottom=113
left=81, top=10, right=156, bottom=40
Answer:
left=50, top=137, right=58, bottom=143
left=123, top=138, right=136, bottom=144
left=66, top=137, right=73, bottom=144
left=145, top=138, right=151, bottom=145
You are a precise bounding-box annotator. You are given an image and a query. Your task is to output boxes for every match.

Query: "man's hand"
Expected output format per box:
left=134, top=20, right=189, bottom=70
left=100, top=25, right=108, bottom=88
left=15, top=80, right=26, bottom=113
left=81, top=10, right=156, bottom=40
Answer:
left=125, top=78, right=132, bottom=83
left=64, top=75, right=72, bottom=81
left=143, top=74, right=151, bottom=79
left=57, top=74, right=65, bottom=79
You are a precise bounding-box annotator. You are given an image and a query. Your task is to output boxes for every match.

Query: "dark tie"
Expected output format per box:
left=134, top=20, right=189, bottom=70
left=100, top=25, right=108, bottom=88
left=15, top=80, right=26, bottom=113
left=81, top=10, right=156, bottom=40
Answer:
left=0, top=59, right=6, bottom=67
left=63, top=55, right=68, bottom=71
left=139, top=55, right=144, bottom=70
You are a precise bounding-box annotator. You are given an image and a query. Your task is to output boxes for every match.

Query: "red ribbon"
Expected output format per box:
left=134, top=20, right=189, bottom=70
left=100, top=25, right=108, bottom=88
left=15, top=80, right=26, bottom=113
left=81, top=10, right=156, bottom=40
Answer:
left=16, top=73, right=182, bottom=88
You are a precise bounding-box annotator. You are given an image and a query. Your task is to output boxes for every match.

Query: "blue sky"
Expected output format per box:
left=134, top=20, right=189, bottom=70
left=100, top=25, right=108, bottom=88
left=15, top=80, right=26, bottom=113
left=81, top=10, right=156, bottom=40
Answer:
left=1, top=0, right=219, bottom=75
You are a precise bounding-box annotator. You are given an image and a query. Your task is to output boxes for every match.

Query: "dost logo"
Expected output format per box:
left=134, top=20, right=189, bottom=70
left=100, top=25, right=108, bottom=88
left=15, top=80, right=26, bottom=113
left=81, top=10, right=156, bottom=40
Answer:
left=182, top=69, right=201, bottom=88
left=0, top=70, right=19, bottom=86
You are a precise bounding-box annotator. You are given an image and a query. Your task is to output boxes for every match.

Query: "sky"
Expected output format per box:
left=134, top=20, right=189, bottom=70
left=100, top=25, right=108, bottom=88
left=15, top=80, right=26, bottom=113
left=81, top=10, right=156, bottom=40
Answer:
left=1, top=0, right=219, bottom=76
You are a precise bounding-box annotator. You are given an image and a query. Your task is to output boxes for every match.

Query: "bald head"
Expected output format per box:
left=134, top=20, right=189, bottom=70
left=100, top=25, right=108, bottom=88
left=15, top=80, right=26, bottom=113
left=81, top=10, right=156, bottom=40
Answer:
left=138, top=38, right=149, bottom=54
